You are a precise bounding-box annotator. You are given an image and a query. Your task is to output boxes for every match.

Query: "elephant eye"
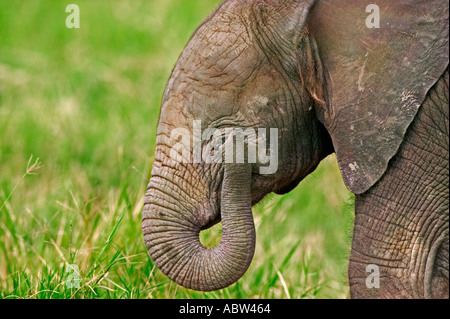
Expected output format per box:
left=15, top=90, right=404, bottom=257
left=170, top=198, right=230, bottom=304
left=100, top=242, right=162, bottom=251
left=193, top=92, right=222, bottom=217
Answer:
left=247, top=95, right=269, bottom=109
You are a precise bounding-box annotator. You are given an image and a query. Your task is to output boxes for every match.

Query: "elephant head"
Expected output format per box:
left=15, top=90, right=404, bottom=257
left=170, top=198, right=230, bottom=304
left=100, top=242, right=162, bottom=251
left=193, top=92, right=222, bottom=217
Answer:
left=142, top=0, right=449, bottom=293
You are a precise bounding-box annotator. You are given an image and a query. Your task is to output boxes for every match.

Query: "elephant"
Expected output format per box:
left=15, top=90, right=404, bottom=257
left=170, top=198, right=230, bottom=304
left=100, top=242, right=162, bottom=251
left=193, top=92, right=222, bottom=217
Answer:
left=142, top=0, right=449, bottom=298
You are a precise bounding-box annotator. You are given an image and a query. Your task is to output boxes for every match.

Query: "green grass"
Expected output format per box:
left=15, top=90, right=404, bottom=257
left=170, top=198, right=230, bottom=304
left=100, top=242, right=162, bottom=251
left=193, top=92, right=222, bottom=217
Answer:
left=0, top=0, right=353, bottom=299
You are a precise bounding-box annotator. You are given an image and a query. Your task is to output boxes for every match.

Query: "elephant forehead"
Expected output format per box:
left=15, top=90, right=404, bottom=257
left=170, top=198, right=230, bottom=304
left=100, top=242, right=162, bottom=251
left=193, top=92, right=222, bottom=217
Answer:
left=181, top=6, right=254, bottom=63
left=196, top=11, right=253, bottom=56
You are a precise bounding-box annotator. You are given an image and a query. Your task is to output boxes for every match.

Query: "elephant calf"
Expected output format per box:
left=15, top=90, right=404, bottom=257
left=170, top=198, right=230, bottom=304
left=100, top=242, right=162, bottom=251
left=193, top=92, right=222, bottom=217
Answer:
left=142, top=0, right=449, bottom=298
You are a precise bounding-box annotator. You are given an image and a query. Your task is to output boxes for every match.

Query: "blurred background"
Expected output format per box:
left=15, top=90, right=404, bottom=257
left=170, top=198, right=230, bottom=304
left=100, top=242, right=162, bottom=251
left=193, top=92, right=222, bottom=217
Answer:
left=0, top=0, right=353, bottom=298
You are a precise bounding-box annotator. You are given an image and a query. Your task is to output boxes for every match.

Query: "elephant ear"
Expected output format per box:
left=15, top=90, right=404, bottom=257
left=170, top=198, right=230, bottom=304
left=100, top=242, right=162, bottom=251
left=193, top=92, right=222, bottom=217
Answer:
left=307, top=0, right=449, bottom=194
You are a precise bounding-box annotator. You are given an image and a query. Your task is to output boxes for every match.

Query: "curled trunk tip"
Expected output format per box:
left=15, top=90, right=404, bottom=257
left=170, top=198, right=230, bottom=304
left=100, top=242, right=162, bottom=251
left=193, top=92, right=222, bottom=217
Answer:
left=142, top=163, right=255, bottom=291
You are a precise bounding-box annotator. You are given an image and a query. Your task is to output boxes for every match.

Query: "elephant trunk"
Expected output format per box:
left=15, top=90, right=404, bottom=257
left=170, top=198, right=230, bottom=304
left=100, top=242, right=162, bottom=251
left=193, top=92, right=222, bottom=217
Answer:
left=142, top=159, right=255, bottom=291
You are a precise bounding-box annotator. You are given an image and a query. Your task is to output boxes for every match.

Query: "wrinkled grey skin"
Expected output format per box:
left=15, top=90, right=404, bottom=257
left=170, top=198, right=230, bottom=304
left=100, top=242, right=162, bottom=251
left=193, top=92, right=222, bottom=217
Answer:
left=142, top=0, right=449, bottom=298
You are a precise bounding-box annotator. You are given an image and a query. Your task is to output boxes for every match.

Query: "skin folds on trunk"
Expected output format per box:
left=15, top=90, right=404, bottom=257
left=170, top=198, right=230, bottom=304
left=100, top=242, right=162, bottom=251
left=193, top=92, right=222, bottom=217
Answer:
left=142, top=162, right=255, bottom=291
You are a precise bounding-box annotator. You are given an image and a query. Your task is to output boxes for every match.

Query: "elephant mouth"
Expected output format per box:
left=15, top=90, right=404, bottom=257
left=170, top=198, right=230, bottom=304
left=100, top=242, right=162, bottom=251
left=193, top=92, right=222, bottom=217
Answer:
left=195, top=181, right=223, bottom=232
left=200, top=215, right=221, bottom=231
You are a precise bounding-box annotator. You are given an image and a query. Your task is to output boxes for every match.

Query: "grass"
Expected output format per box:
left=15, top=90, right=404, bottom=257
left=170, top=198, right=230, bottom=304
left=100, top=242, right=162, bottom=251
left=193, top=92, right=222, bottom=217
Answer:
left=0, top=0, right=353, bottom=299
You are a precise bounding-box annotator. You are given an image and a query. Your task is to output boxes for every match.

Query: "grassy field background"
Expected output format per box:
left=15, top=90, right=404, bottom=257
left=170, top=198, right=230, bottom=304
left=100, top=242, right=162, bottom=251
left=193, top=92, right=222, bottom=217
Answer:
left=0, top=0, right=353, bottom=299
